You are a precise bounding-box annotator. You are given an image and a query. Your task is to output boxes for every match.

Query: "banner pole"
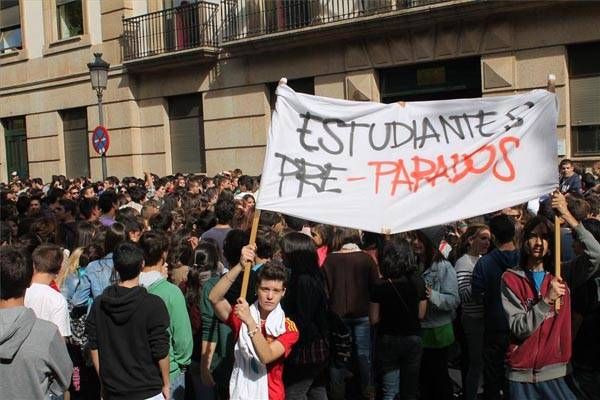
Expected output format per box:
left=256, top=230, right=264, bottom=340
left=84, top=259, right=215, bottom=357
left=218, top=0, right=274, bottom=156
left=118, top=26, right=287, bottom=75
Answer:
left=240, top=77, right=288, bottom=299
left=240, top=209, right=261, bottom=299
left=547, top=73, right=561, bottom=312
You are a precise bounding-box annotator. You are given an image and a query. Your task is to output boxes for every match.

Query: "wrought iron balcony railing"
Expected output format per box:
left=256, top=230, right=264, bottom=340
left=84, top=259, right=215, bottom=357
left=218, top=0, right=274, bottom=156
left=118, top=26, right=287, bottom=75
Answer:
left=123, top=1, right=219, bottom=61
left=220, top=0, right=450, bottom=42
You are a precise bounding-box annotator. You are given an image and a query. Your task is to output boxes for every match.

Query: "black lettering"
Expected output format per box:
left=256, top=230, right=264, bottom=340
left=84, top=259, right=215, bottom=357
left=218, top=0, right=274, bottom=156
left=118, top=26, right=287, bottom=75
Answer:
left=320, top=119, right=345, bottom=155
left=274, top=153, right=347, bottom=198
left=504, top=101, right=534, bottom=132
left=296, top=112, right=319, bottom=152
left=440, top=115, right=465, bottom=143
left=387, top=121, right=416, bottom=149
left=417, top=117, right=441, bottom=149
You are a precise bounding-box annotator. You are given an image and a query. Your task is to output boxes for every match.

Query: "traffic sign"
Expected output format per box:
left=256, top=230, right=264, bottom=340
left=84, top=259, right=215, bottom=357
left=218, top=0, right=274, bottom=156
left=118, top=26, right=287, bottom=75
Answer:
left=92, top=126, right=110, bottom=155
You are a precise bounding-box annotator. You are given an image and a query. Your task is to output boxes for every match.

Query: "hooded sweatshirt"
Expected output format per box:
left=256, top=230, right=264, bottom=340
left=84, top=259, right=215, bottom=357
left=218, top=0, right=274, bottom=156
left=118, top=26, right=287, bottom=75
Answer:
left=501, top=268, right=571, bottom=383
left=0, top=306, right=72, bottom=399
left=140, top=271, right=193, bottom=380
left=472, top=248, right=520, bottom=334
left=86, top=285, right=170, bottom=400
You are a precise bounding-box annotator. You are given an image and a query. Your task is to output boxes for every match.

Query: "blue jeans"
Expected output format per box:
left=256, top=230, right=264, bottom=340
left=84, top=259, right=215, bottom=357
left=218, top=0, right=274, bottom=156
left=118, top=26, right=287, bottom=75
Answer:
left=377, top=335, right=422, bottom=400
left=170, top=372, right=185, bottom=400
left=330, top=317, right=372, bottom=399
left=508, top=377, right=575, bottom=400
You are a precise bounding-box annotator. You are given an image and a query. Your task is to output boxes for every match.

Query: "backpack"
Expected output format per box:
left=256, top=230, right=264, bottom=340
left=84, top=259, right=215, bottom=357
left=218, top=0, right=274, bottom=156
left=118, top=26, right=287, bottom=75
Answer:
left=328, top=309, right=353, bottom=368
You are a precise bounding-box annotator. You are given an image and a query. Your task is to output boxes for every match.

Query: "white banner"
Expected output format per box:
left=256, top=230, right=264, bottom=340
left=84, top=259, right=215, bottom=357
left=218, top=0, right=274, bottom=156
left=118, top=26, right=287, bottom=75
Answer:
left=257, top=84, right=558, bottom=233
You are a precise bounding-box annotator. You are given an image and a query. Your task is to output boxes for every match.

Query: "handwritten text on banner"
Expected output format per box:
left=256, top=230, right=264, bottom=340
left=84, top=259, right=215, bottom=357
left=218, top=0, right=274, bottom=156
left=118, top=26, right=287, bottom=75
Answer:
left=257, top=85, right=558, bottom=233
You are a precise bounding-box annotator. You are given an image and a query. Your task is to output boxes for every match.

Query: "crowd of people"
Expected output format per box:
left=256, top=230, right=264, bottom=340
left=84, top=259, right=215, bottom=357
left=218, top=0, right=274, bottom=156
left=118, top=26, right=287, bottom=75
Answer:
left=1, top=158, right=599, bottom=400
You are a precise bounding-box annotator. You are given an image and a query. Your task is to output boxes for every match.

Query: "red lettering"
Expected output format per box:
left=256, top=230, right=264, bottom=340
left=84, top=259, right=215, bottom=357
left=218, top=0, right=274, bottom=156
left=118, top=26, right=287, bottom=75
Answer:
left=366, top=135, right=520, bottom=195
left=410, top=156, right=437, bottom=192
left=494, top=136, right=520, bottom=182
left=390, top=159, right=414, bottom=195
left=464, top=144, right=496, bottom=174
left=368, top=161, right=399, bottom=195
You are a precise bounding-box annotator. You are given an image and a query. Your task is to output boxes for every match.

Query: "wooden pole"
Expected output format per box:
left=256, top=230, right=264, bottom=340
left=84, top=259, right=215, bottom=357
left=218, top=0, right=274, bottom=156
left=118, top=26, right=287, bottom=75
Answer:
left=547, top=74, right=561, bottom=312
left=239, top=76, right=287, bottom=299
left=240, top=209, right=261, bottom=299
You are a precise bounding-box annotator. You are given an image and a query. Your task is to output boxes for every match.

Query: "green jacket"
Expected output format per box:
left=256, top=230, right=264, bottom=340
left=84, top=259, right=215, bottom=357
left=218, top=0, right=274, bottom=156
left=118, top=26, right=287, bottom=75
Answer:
left=147, top=277, right=193, bottom=379
left=200, top=277, right=233, bottom=374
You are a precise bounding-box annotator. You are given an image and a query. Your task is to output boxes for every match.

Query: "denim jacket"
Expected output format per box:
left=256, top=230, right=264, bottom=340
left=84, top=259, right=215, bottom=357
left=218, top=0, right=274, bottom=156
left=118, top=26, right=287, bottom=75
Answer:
left=73, top=254, right=116, bottom=307
left=421, top=259, right=460, bottom=328
left=61, top=269, right=90, bottom=308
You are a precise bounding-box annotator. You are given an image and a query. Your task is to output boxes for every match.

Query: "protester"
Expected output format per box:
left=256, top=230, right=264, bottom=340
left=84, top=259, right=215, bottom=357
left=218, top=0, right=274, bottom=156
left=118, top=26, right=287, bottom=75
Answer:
left=455, top=224, right=491, bottom=400
left=559, top=159, right=582, bottom=195
left=139, top=230, right=194, bottom=400
left=412, top=227, right=460, bottom=400
left=323, top=228, right=379, bottom=400
left=471, top=214, right=519, bottom=400
left=86, top=242, right=171, bottom=400
left=202, top=199, right=235, bottom=269
left=0, top=246, right=73, bottom=399
left=24, top=243, right=71, bottom=337
left=310, top=223, right=333, bottom=267
left=75, top=222, right=127, bottom=302
left=280, top=232, right=330, bottom=400
left=209, top=245, right=299, bottom=400
left=552, top=192, right=600, bottom=400
left=183, top=241, right=220, bottom=399
left=370, top=238, right=427, bottom=400
left=501, top=216, right=576, bottom=399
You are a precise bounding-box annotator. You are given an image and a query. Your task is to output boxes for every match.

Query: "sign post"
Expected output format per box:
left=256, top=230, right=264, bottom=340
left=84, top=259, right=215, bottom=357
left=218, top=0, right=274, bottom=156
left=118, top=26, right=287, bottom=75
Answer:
left=92, top=125, right=110, bottom=180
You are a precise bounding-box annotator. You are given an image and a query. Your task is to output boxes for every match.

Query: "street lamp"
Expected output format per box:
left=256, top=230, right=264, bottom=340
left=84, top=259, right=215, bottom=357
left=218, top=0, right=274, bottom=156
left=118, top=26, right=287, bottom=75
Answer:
left=87, top=52, right=110, bottom=180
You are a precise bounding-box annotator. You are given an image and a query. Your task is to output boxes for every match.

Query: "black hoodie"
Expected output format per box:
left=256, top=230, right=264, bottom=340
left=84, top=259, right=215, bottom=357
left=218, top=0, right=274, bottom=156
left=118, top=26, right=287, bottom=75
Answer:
left=86, top=285, right=170, bottom=400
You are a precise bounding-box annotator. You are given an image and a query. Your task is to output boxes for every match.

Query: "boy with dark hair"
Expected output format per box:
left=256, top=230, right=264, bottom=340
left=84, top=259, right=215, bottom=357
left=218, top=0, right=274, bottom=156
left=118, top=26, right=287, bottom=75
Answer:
left=86, top=242, right=171, bottom=400
left=0, top=246, right=73, bottom=399
left=559, top=159, right=582, bottom=195
left=472, top=214, right=519, bottom=400
left=210, top=246, right=298, bottom=400
left=201, top=199, right=235, bottom=268
left=25, top=244, right=71, bottom=337
left=139, top=231, right=193, bottom=400
left=98, top=190, right=118, bottom=227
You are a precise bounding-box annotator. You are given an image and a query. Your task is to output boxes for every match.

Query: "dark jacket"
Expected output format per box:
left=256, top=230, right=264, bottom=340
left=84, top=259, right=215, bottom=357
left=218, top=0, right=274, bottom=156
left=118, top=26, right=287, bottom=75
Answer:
left=501, top=269, right=571, bottom=383
left=472, top=248, right=519, bottom=334
left=324, top=251, right=379, bottom=319
left=86, top=285, right=170, bottom=400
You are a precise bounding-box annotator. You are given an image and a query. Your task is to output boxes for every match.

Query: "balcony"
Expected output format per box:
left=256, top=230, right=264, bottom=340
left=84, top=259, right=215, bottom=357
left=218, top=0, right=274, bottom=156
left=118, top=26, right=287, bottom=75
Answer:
left=220, top=0, right=459, bottom=43
left=122, top=1, right=219, bottom=69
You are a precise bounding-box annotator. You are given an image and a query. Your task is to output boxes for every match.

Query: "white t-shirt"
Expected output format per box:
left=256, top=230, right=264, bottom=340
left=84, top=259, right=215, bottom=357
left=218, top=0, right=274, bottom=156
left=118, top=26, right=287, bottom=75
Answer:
left=25, top=283, right=71, bottom=336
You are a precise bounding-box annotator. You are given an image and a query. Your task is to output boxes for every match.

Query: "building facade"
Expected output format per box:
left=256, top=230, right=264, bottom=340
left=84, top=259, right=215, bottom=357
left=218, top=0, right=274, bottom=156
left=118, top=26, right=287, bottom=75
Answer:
left=1, top=0, right=599, bottom=182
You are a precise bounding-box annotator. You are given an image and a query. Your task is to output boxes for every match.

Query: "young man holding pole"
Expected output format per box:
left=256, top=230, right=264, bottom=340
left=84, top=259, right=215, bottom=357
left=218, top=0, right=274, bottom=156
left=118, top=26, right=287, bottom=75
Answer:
left=209, top=245, right=299, bottom=400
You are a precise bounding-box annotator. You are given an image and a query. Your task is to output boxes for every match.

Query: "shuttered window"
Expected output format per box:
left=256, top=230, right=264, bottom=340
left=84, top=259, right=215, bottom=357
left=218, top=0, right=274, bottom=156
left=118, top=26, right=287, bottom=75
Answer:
left=62, top=108, right=90, bottom=178
left=2, top=116, right=28, bottom=178
left=168, top=94, right=205, bottom=173
left=569, top=42, right=600, bottom=156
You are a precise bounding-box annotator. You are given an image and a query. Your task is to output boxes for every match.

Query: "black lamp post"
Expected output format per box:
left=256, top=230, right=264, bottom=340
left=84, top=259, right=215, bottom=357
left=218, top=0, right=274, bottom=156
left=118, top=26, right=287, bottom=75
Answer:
left=87, top=52, right=110, bottom=180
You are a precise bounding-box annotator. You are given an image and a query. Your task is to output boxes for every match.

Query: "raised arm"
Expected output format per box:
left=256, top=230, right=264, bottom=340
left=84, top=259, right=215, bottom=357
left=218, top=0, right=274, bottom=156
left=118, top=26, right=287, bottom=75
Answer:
left=209, top=244, right=256, bottom=322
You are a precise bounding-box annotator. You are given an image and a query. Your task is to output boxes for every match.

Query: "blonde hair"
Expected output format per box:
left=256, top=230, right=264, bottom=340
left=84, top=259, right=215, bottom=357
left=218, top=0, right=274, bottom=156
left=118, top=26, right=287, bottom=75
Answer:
left=56, top=247, right=84, bottom=289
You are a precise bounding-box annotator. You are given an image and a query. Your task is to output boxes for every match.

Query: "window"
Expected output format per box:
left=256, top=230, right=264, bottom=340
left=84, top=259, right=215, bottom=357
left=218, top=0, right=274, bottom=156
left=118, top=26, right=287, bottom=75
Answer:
left=168, top=94, right=205, bottom=173
left=268, top=77, right=315, bottom=109
left=57, top=0, right=83, bottom=40
left=568, top=42, right=600, bottom=156
left=379, top=57, right=482, bottom=103
left=0, top=0, right=22, bottom=53
left=61, top=108, right=89, bottom=178
left=2, top=116, right=29, bottom=178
